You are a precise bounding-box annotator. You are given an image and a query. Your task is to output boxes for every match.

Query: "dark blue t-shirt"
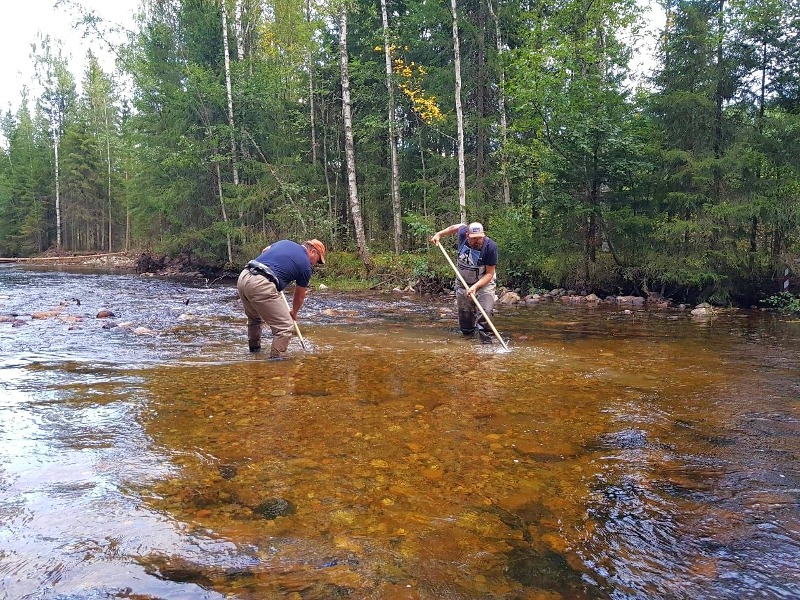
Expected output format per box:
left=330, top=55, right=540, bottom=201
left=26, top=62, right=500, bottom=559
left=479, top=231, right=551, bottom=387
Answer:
left=253, top=240, right=312, bottom=291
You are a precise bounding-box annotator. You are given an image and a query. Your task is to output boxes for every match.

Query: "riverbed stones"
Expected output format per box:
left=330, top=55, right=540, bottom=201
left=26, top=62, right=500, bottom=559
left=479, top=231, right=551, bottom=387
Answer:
left=96, top=310, right=115, bottom=318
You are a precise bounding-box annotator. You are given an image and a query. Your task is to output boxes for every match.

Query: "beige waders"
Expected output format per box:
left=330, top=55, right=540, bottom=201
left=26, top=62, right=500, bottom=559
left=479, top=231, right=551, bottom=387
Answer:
left=237, top=268, right=294, bottom=358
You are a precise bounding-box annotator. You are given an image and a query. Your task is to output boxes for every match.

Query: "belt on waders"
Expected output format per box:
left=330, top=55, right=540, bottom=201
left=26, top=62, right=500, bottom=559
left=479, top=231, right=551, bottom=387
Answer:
left=246, top=260, right=280, bottom=288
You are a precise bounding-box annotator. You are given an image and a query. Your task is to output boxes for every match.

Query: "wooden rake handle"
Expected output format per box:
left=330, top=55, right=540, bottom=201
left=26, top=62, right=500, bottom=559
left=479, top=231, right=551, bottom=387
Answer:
left=281, top=291, right=308, bottom=351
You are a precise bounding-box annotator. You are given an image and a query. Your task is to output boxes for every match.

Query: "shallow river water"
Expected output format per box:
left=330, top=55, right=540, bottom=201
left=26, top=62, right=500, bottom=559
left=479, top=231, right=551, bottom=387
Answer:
left=0, top=266, right=798, bottom=600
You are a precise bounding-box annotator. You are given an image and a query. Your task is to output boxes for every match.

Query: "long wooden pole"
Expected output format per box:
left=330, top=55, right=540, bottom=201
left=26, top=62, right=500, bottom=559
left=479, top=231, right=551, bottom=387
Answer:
left=281, top=291, right=308, bottom=351
left=435, top=242, right=508, bottom=350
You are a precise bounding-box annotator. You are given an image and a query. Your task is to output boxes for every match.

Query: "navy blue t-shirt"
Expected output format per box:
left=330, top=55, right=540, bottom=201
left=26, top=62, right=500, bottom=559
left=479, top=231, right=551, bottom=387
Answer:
left=253, top=240, right=312, bottom=291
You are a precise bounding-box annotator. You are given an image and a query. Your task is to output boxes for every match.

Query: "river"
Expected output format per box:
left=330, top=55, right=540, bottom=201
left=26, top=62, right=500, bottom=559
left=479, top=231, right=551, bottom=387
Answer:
left=0, top=265, right=798, bottom=599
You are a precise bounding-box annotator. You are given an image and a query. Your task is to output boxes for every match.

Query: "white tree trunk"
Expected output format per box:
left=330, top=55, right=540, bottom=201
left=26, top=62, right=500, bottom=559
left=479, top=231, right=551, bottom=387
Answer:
left=486, top=0, right=511, bottom=205
left=307, top=0, right=318, bottom=165
left=53, top=132, right=62, bottom=249
left=339, top=6, right=371, bottom=269
left=125, top=170, right=130, bottom=252
left=221, top=0, right=240, bottom=187
left=104, top=100, right=113, bottom=251
left=381, top=0, right=403, bottom=253
left=235, top=0, right=245, bottom=61
left=216, top=161, right=234, bottom=264
left=450, top=0, right=467, bottom=224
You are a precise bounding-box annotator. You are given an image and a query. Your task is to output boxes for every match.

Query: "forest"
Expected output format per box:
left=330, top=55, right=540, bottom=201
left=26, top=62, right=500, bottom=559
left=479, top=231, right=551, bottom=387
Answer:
left=0, top=0, right=798, bottom=306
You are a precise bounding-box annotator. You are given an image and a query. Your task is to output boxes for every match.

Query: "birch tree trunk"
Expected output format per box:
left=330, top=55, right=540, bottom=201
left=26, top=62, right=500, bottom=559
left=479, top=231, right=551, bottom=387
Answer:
left=221, top=0, right=240, bottom=187
left=104, top=100, right=113, bottom=251
left=339, top=4, right=372, bottom=270
left=307, top=0, right=318, bottom=165
left=486, top=0, right=511, bottom=205
left=216, top=161, right=234, bottom=264
left=450, top=0, right=467, bottom=224
left=380, top=0, right=402, bottom=253
left=235, top=0, right=245, bottom=61
left=53, top=132, right=62, bottom=249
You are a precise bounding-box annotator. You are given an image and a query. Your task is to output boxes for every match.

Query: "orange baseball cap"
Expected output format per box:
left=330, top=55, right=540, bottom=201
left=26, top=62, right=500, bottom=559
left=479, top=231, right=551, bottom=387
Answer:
left=307, top=239, right=326, bottom=264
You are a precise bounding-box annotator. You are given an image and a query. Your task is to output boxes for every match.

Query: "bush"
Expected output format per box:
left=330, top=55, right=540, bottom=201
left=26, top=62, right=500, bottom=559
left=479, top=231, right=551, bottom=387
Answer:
left=761, top=292, right=800, bottom=313
left=315, top=249, right=452, bottom=291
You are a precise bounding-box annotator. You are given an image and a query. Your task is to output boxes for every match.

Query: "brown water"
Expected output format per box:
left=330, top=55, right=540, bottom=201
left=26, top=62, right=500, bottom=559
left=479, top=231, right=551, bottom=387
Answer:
left=0, top=266, right=798, bottom=599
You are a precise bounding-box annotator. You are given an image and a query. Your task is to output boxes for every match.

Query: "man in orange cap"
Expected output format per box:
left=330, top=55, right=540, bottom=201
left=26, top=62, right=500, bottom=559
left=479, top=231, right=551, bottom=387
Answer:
left=237, top=238, right=326, bottom=358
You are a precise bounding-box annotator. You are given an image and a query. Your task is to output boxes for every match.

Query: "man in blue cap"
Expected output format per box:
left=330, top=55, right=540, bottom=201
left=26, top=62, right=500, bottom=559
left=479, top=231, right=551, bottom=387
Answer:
left=431, top=222, right=498, bottom=342
left=237, top=238, right=326, bottom=358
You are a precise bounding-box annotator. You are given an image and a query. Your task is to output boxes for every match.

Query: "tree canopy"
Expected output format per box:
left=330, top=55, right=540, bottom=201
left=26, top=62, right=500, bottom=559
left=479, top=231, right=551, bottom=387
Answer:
left=1, top=0, right=798, bottom=305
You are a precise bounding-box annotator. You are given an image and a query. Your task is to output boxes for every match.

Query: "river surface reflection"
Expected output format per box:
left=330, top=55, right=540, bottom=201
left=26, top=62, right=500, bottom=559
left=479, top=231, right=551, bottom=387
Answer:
left=0, top=266, right=798, bottom=599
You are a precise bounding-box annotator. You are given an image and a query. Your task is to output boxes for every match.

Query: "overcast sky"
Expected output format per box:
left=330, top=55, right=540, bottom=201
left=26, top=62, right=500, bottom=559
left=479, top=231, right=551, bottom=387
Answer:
left=0, top=0, right=139, bottom=114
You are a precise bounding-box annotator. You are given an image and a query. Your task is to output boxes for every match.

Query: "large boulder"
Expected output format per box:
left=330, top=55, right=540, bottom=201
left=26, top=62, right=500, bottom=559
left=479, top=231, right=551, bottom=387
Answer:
left=498, top=291, right=521, bottom=304
left=691, top=302, right=713, bottom=316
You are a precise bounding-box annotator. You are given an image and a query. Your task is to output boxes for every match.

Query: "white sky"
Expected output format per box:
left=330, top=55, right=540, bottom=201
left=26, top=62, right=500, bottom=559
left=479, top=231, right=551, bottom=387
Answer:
left=628, top=0, right=665, bottom=87
left=0, top=0, right=139, bottom=115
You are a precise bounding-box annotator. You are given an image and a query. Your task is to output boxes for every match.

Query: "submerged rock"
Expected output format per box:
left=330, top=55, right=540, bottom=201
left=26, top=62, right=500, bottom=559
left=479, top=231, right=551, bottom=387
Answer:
left=498, top=291, right=521, bottom=304
left=218, top=464, right=238, bottom=480
left=506, top=547, right=589, bottom=595
left=252, top=497, right=296, bottom=520
left=133, top=326, right=156, bottom=335
left=691, top=303, right=713, bottom=316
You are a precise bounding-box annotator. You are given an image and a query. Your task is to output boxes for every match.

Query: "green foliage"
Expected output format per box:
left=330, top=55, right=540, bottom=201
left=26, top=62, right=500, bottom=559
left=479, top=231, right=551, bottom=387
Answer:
left=761, top=292, right=800, bottom=313
left=313, top=249, right=451, bottom=291
left=0, top=0, right=798, bottom=309
left=402, top=211, right=435, bottom=247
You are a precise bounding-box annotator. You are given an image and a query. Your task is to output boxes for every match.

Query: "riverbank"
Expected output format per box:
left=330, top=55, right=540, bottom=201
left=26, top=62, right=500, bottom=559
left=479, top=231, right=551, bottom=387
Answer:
left=0, top=251, right=236, bottom=283
left=3, top=250, right=795, bottom=313
left=0, top=251, right=136, bottom=269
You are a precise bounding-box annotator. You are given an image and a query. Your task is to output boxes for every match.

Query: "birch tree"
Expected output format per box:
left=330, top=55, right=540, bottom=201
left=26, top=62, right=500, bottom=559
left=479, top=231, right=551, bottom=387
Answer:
left=221, top=0, right=240, bottom=188
left=306, top=0, right=319, bottom=164
left=339, top=2, right=371, bottom=269
left=450, top=0, right=467, bottom=224
left=34, top=35, right=76, bottom=250
left=380, top=0, right=403, bottom=252
left=486, top=0, right=510, bottom=205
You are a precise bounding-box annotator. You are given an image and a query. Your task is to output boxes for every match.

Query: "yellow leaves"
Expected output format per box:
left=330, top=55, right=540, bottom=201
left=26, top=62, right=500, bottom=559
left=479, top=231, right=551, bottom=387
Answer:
left=393, top=55, right=444, bottom=124
left=375, top=45, right=443, bottom=123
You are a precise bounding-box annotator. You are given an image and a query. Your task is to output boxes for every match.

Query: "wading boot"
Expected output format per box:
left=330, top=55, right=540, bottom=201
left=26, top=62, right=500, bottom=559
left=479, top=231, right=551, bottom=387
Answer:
left=249, top=341, right=261, bottom=353
left=478, top=328, right=493, bottom=344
